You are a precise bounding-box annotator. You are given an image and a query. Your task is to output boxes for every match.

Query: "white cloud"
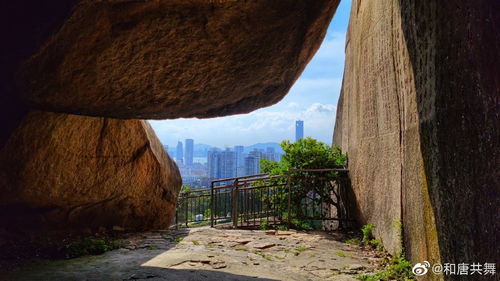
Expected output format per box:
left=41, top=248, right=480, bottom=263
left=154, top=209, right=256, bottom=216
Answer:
left=305, top=103, right=336, bottom=114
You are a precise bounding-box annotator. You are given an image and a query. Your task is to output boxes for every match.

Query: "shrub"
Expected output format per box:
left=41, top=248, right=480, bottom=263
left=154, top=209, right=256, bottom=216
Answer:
left=62, top=237, right=123, bottom=258
left=357, top=252, right=415, bottom=281
left=260, top=219, right=270, bottom=230
left=345, top=238, right=362, bottom=246
left=361, top=224, right=375, bottom=244
left=275, top=225, right=289, bottom=231
left=369, top=238, right=384, bottom=252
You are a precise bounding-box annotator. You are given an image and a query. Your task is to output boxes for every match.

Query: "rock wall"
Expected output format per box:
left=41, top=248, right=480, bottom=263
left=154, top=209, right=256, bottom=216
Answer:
left=333, top=0, right=407, bottom=256
left=0, top=111, right=181, bottom=233
left=334, top=0, right=499, bottom=280
left=1, top=0, right=340, bottom=234
left=399, top=0, right=499, bottom=275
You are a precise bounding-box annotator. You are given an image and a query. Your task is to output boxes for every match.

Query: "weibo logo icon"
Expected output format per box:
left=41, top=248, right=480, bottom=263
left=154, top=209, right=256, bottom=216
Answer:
left=412, top=261, right=431, bottom=276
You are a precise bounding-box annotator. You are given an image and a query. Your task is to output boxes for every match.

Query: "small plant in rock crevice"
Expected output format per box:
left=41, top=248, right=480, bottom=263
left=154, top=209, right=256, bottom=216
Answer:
left=345, top=237, right=362, bottom=246
left=357, top=252, right=415, bottom=281
left=356, top=222, right=416, bottom=281
left=335, top=250, right=347, bottom=257
left=254, top=251, right=273, bottom=261
left=361, top=224, right=375, bottom=244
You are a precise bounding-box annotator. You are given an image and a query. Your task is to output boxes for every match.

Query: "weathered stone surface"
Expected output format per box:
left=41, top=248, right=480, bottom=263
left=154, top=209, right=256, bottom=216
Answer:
left=399, top=0, right=499, bottom=276
left=11, top=0, right=339, bottom=120
left=333, top=0, right=405, bottom=256
left=0, top=111, right=181, bottom=232
left=334, top=0, right=498, bottom=280
left=1, top=1, right=78, bottom=148
left=2, top=227, right=381, bottom=281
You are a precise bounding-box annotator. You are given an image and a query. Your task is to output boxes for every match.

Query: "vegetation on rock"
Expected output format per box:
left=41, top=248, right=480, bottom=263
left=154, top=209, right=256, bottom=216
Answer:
left=355, top=224, right=415, bottom=281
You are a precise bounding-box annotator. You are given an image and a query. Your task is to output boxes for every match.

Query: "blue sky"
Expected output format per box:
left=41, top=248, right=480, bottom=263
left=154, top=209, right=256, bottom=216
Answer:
left=151, top=0, right=351, bottom=148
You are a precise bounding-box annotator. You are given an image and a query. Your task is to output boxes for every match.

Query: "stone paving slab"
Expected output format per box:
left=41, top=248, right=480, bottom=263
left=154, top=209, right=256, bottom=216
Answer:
left=1, top=227, right=380, bottom=281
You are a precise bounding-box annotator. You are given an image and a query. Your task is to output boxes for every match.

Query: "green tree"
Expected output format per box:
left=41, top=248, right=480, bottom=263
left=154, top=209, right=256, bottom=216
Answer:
left=260, top=137, right=347, bottom=224
left=261, top=138, right=346, bottom=173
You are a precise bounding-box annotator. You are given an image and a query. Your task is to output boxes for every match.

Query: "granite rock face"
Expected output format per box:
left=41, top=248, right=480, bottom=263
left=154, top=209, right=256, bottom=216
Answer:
left=0, top=111, right=181, bottom=232
left=399, top=0, right=499, bottom=275
left=334, top=0, right=498, bottom=279
left=0, top=0, right=340, bottom=235
left=334, top=0, right=407, bottom=256
left=13, top=0, right=338, bottom=119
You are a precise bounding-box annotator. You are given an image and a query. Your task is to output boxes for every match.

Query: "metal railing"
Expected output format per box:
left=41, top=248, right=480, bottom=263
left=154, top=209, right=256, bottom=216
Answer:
left=173, top=169, right=352, bottom=229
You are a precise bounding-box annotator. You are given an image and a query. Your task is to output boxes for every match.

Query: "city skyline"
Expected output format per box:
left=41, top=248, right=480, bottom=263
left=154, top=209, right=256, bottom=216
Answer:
left=163, top=120, right=309, bottom=149
left=175, top=140, right=284, bottom=187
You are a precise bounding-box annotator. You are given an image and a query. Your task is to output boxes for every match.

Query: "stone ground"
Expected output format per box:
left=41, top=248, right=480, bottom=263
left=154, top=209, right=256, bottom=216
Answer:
left=1, top=227, right=381, bottom=281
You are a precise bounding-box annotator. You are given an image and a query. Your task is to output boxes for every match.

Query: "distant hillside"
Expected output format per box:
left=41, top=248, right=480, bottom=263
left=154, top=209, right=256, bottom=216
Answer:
left=244, top=142, right=284, bottom=154
left=193, top=143, right=212, bottom=157
left=163, top=143, right=212, bottom=158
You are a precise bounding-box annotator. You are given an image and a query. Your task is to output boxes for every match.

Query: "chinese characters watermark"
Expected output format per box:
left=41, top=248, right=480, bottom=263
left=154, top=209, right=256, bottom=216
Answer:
left=412, top=261, right=496, bottom=276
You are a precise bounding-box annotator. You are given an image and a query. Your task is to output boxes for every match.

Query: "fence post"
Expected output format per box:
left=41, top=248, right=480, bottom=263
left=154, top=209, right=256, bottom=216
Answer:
left=210, top=181, right=214, bottom=227
left=287, top=170, right=292, bottom=228
left=185, top=196, right=188, bottom=228
left=232, top=179, right=239, bottom=228
left=175, top=199, right=179, bottom=230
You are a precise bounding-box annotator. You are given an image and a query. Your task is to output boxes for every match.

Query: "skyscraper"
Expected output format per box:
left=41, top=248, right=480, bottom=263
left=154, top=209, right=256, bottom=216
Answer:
left=244, top=149, right=262, bottom=175
left=234, top=145, right=244, bottom=166
left=207, top=148, right=236, bottom=179
left=220, top=148, right=236, bottom=179
left=295, top=120, right=304, bottom=142
left=185, top=139, right=194, bottom=166
left=207, top=148, right=221, bottom=179
left=244, top=155, right=260, bottom=175
left=234, top=145, right=245, bottom=176
left=176, top=141, right=184, bottom=164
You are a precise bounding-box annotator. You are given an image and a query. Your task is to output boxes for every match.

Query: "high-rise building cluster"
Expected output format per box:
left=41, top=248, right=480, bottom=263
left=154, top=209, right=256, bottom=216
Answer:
left=165, top=120, right=303, bottom=188
left=207, top=146, right=281, bottom=180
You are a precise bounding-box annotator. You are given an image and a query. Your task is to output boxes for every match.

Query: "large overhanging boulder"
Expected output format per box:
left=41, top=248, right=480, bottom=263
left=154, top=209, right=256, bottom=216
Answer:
left=0, top=111, right=181, bottom=233
left=0, top=0, right=340, bottom=238
left=13, top=0, right=338, bottom=119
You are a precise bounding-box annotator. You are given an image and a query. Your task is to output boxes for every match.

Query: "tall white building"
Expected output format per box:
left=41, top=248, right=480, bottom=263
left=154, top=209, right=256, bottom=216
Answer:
left=295, top=120, right=304, bottom=141
left=244, top=149, right=262, bottom=175
left=207, top=148, right=220, bottom=179
left=176, top=141, right=184, bottom=165
left=185, top=139, right=194, bottom=166
left=220, top=148, right=236, bottom=179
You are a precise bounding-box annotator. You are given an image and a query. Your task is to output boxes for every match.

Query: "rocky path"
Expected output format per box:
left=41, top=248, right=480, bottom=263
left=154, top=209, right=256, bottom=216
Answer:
left=2, top=227, right=380, bottom=281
